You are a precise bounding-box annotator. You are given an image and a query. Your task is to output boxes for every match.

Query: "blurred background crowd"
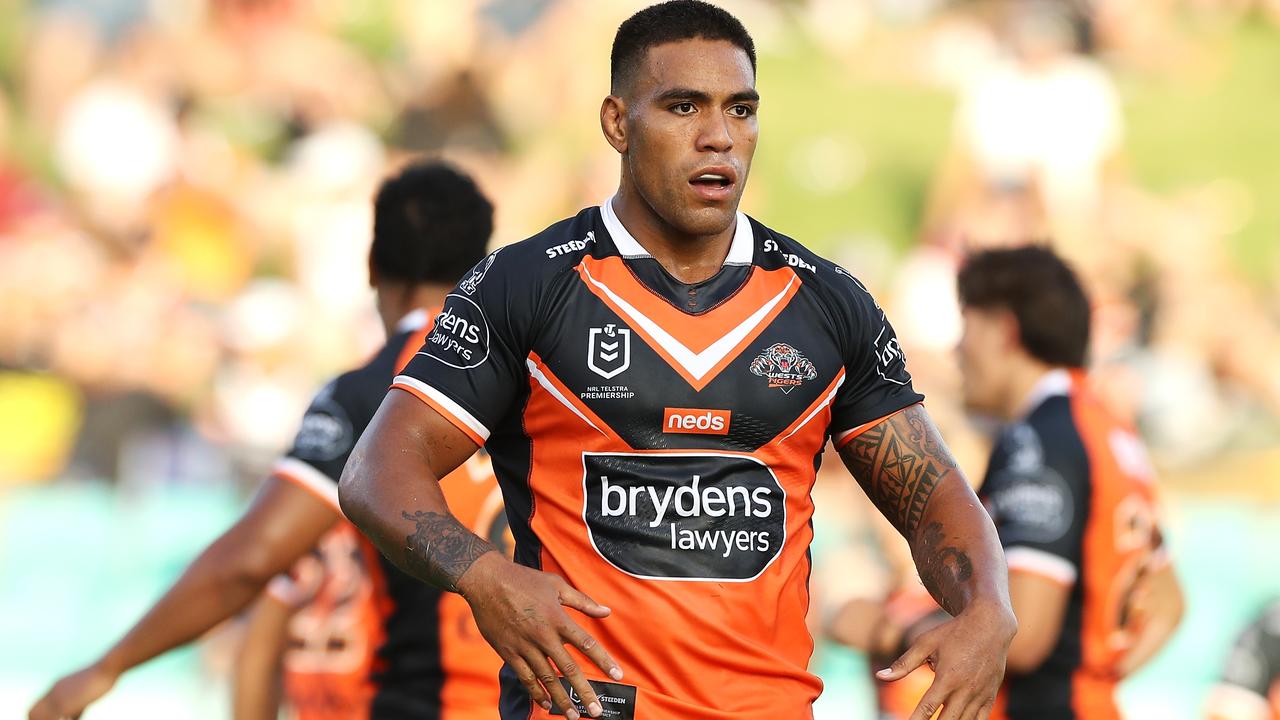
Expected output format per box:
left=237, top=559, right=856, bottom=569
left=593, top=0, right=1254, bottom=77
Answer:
left=1, top=0, right=1278, bottom=717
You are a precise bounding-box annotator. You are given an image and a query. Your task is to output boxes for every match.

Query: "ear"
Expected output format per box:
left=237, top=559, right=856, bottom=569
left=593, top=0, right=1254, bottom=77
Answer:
left=600, top=95, right=627, bottom=154
left=998, top=308, right=1022, bottom=351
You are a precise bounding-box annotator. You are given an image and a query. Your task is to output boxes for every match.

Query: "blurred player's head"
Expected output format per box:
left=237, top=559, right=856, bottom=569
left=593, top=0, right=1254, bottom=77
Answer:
left=369, top=160, right=492, bottom=327
left=956, top=245, right=1090, bottom=417
left=601, top=1, right=758, bottom=239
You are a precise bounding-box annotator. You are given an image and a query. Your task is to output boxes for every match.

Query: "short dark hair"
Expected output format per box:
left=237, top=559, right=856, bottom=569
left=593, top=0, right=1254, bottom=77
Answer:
left=957, top=245, right=1091, bottom=367
left=610, top=0, right=756, bottom=94
left=370, top=160, right=493, bottom=286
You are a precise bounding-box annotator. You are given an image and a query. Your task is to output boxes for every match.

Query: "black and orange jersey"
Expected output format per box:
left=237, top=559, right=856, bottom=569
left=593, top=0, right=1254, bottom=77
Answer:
left=978, top=369, right=1167, bottom=720
left=391, top=201, right=924, bottom=720
left=1207, top=601, right=1280, bottom=720
left=269, top=313, right=506, bottom=720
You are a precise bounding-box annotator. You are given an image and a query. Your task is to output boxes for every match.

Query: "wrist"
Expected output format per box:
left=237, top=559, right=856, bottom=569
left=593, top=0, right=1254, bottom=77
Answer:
left=455, top=550, right=505, bottom=600
left=94, top=652, right=127, bottom=680
left=961, top=596, right=1018, bottom=639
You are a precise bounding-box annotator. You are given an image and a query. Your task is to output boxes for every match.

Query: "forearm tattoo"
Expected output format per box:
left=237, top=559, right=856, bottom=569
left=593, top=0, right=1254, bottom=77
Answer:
left=401, top=510, right=496, bottom=592
left=917, top=522, right=974, bottom=615
left=842, top=405, right=975, bottom=614
left=843, top=404, right=956, bottom=537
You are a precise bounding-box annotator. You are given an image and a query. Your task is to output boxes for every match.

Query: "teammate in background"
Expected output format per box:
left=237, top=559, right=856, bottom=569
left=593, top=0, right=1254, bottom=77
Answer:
left=339, top=3, right=1015, bottom=720
left=958, top=247, right=1183, bottom=718
left=29, top=161, right=506, bottom=720
left=1206, top=600, right=1280, bottom=720
left=831, top=246, right=1184, bottom=719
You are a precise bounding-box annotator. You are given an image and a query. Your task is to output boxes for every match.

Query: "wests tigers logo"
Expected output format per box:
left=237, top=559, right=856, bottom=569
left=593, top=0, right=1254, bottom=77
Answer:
left=750, top=343, right=817, bottom=394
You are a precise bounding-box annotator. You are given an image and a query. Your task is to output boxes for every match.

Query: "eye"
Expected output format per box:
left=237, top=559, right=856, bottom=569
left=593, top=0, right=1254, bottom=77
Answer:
left=728, top=104, right=755, bottom=118
left=671, top=102, right=696, bottom=115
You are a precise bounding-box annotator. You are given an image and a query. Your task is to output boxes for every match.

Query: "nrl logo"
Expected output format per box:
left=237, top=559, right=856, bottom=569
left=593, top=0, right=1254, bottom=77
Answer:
left=459, top=249, right=500, bottom=295
left=588, top=324, right=631, bottom=379
left=750, top=342, right=817, bottom=394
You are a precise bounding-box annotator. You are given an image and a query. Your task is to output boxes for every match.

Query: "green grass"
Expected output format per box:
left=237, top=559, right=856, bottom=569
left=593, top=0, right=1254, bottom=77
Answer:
left=1119, top=18, right=1280, bottom=284
left=753, top=28, right=953, bottom=260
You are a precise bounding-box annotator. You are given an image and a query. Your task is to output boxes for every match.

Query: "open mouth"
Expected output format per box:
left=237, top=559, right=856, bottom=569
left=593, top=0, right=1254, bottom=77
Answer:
left=690, top=173, right=733, bottom=189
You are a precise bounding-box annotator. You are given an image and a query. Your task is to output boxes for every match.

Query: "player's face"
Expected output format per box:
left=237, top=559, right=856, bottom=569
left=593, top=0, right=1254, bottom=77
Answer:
left=622, top=38, right=758, bottom=237
left=957, top=306, right=1010, bottom=416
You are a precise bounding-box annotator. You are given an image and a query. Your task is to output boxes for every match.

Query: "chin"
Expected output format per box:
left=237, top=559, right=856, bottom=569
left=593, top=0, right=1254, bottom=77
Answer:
left=671, top=204, right=738, bottom=237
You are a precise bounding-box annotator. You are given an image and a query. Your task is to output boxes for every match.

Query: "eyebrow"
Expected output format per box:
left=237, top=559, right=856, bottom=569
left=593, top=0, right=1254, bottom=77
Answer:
left=653, top=87, right=760, bottom=104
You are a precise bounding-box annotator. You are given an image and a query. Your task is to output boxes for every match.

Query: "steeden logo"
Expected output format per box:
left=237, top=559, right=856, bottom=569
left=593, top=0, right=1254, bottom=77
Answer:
left=663, top=408, right=731, bottom=435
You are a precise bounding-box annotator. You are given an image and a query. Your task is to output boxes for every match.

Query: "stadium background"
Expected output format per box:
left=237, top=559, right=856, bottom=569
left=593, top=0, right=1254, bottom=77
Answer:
left=1, top=0, right=1278, bottom=717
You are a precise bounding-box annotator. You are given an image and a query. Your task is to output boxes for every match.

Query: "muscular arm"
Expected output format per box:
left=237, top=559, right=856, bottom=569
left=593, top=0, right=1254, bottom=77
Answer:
left=338, top=390, right=494, bottom=590
left=29, top=478, right=339, bottom=720
left=840, top=403, right=1016, bottom=720
left=339, top=390, right=621, bottom=720
left=840, top=404, right=1008, bottom=618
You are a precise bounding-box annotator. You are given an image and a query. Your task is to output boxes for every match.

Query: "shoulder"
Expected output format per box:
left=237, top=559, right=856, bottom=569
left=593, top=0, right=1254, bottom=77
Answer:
left=749, top=216, right=883, bottom=313
left=469, top=208, right=599, bottom=292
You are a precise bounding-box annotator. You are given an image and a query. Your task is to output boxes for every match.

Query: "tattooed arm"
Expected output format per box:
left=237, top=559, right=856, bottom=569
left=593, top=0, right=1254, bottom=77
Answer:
left=339, top=391, right=621, bottom=720
left=840, top=403, right=1016, bottom=720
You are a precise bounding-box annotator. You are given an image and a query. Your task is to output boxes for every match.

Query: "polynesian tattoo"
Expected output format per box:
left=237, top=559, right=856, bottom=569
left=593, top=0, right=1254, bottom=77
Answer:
left=401, top=510, right=496, bottom=592
left=841, top=404, right=973, bottom=613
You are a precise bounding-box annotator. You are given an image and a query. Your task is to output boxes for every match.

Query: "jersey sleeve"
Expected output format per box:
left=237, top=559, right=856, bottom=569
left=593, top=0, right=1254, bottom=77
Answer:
left=271, top=379, right=360, bottom=514
left=392, top=247, right=535, bottom=446
left=980, top=422, right=1088, bottom=586
left=826, top=270, right=925, bottom=445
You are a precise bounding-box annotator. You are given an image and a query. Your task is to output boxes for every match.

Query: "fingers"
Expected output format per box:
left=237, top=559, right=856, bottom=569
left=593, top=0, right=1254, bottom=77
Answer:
left=906, top=688, right=944, bottom=720
left=560, top=619, right=623, bottom=681
left=557, top=581, right=611, bottom=619
left=526, top=652, right=579, bottom=720
left=507, top=655, right=553, bottom=713
left=876, top=635, right=935, bottom=682
left=546, top=643, right=604, bottom=719
left=976, top=700, right=995, bottom=720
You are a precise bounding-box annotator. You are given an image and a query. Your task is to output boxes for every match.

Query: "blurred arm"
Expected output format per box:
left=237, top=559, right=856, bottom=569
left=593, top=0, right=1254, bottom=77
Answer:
left=1116, top=561, right=1184, bottom=677
left=99, top=477, right=338, bottom=673
left=28, top=476, right=339, bottom=720
left=233, top=590, right=295, bottom=720
left=1004, top=571, right=1072, bottom=674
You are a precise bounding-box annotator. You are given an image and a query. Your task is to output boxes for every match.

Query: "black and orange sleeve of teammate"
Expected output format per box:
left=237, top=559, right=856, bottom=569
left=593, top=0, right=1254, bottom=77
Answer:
left=839, top=404, right=1017, bottom=720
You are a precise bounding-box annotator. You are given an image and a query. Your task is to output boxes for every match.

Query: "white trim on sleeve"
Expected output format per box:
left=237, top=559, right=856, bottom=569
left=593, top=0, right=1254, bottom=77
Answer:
left=272, top=457, right=341, bottom=514
left=1005, top=546, right=1079, bottom=585
left=392, top=375, right=491, bottom=443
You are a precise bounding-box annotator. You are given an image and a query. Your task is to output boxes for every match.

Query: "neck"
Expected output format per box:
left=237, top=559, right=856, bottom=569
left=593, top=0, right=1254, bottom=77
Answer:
left=611, top=185, right=735, bottom=284
left=999, top=355, right=1060, bottom=421
left=378, top=282, right=452, bottom=336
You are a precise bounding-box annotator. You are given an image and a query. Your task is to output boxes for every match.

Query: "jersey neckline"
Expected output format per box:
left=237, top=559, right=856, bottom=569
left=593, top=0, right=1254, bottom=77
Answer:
left=599, top=195, right=755, bottom=267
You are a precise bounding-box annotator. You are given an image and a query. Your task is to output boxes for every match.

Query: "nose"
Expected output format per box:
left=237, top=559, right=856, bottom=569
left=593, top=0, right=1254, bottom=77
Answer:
left=696, top=111, right=734, bottom=153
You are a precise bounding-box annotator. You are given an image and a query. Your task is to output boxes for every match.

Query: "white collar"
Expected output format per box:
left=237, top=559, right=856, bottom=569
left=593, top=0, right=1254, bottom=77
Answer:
left=1018, top=368, right=1072, bottom=419
left=600, top=196, right=754, bottom=266
left=395, top=308, right=429, bottom=333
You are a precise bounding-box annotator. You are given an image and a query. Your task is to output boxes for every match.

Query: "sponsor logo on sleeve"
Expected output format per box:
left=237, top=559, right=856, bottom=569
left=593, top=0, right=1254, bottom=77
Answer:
left=546, top=230, right=595, bottom=259
left=423, top=293, right=490, bottom=369
left=293, top=400, right=353, bottom=461
left=459, top=248, right=500, bottom=295
left=749, top=342, right=817, bottom=394
left=587, top=324, right=631, bottom=380
left=662, top=408, right=731, bottom=435
left=988, top=469, right=1074, bottom=544
left=872, top=324, right=912, bottom=386
left=582, top=452, right=786, bottom=581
